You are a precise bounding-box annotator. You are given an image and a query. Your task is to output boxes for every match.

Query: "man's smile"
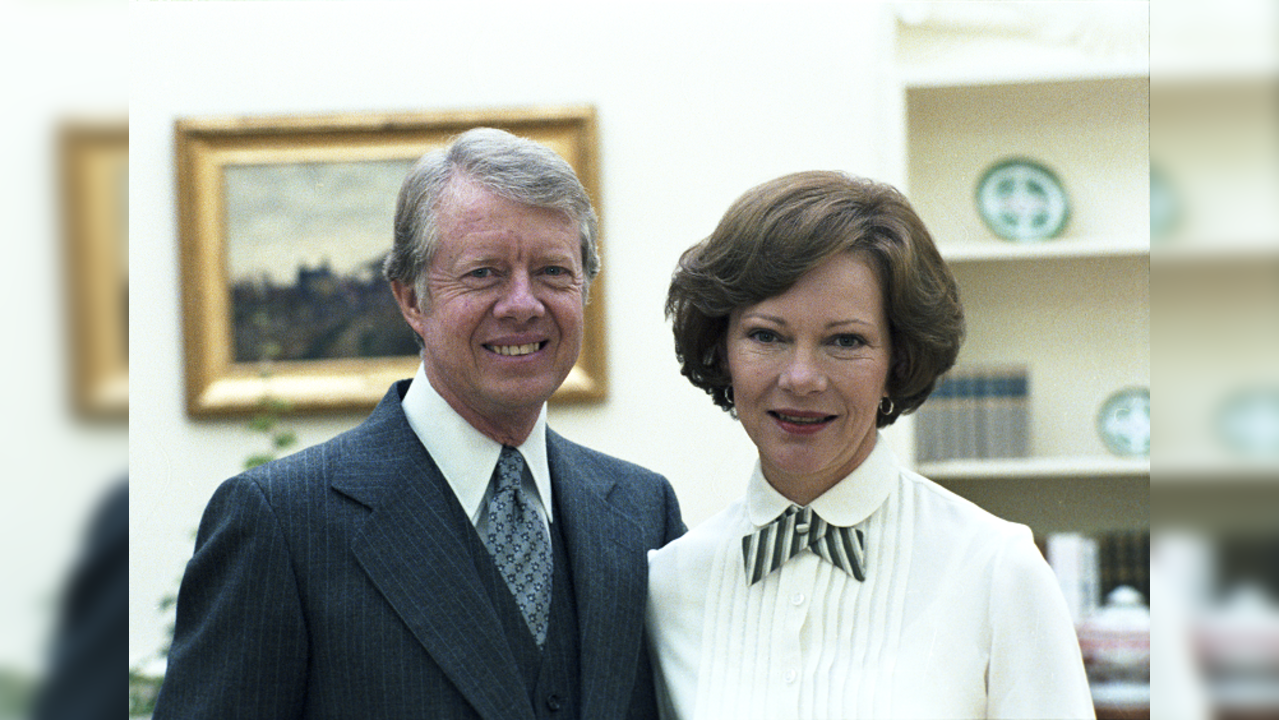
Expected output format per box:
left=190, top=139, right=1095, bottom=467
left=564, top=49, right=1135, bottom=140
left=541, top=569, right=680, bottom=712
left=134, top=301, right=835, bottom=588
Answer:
left=484, top=341, right=548, bottom=357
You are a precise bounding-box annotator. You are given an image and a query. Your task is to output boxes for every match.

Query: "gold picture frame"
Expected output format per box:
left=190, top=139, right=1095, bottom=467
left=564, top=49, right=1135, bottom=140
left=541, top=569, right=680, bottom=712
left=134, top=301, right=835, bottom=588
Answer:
left=63, top=120, right=129, bottom=418
left=176, top=107, right=606, bottom=417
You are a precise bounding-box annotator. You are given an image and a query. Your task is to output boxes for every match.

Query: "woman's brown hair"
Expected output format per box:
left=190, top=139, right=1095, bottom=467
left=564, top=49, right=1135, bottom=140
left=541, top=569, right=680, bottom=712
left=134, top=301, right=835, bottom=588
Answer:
left=666, top=170, right=964, bottom=427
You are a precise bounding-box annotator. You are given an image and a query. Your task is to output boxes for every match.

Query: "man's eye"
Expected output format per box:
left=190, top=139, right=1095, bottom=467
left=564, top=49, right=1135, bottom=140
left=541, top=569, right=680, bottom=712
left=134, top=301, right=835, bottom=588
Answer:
left=467, top=268, right=494, bottom=279
left=543, top=266, right=567, bottom=277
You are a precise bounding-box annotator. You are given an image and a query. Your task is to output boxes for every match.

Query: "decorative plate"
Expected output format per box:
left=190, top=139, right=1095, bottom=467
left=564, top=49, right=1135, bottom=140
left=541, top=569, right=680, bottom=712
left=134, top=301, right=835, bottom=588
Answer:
left=1215, top=389, right=1279, bottom=457
left=1150, top=164, right=1179, bottom=242
left=1096, top=387, right=1150, bottom=457
left=976, top=158, right=1070, bottom=242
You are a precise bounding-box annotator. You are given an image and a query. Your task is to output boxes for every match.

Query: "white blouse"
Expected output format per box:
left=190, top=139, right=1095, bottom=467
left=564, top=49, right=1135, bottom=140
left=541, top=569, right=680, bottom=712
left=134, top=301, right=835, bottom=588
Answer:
left=646, top=438, right=1093, bottom=720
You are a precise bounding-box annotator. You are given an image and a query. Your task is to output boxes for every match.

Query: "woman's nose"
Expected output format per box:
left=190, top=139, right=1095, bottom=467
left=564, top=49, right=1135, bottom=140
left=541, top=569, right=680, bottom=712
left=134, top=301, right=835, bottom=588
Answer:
left=777, top=348, right=827, bottom=395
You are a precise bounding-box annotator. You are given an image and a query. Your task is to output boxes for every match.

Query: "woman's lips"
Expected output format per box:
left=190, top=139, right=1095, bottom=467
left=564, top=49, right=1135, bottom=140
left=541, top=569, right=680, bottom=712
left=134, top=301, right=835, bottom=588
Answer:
left=769, top=410, right=837, bottom=434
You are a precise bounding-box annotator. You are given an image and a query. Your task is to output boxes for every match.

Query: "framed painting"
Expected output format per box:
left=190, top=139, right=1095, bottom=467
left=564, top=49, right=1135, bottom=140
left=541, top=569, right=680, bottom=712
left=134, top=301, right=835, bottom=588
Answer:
left=63, top=120, right=129, bottom=418
left=176, top=107, right=606, bottom=417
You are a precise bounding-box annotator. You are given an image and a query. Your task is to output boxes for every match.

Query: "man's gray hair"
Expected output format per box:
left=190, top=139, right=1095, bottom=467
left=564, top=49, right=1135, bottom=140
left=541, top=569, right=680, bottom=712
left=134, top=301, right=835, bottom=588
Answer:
left=383, top=127, right=600, bottom=302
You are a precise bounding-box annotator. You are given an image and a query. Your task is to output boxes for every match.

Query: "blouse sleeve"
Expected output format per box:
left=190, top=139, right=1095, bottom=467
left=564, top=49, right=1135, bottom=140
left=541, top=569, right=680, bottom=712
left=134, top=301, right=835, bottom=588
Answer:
left=986, top=526, right=1095, bottom=720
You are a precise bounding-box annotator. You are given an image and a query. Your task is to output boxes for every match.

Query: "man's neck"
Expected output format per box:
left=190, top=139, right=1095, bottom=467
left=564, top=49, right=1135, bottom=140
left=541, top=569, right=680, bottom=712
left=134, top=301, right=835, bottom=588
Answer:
left=426, top=377, right=541, bottom=447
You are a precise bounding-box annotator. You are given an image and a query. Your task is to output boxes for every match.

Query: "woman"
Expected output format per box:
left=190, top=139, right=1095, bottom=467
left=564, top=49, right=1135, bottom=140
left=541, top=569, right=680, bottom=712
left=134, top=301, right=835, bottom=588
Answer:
left=648, top=171, right=1092, bottom=719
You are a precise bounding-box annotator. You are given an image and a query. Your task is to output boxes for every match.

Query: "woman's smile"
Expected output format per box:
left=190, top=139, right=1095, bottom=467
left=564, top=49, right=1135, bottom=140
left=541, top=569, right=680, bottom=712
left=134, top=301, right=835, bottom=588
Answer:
left=768, top=409, right=838, bottom=434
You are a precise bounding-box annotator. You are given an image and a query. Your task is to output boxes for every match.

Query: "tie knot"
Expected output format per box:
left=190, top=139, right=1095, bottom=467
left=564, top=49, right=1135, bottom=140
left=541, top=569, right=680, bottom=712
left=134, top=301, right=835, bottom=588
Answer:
left=494, top=446, right=526, bottom=493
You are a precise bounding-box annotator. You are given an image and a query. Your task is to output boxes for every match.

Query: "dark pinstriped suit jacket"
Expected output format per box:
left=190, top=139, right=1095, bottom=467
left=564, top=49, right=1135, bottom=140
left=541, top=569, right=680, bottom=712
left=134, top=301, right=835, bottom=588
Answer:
left=154, top=381, right=685, bottom=719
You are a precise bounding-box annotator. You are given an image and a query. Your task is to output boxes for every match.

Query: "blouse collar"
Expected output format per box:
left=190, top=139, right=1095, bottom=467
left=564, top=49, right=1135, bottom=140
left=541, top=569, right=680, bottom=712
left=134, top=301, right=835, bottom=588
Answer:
left=746, top=433, right=898, bottom=528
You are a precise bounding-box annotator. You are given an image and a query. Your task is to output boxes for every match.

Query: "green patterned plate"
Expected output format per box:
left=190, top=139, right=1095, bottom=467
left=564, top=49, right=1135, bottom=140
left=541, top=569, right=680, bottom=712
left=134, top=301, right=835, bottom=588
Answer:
left=1097, top=387, right=1150, bottom=457
left=1216, top=388, right=1279, bottom=457
left=1150, top=164, right=1179, bottom=242
left=976, top=158, right=1070, bottom=242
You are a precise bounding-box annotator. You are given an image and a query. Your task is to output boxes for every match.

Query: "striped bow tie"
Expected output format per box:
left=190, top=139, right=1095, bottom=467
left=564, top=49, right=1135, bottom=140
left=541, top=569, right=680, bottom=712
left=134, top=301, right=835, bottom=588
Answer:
left=742, top=505, right=866, bottom=585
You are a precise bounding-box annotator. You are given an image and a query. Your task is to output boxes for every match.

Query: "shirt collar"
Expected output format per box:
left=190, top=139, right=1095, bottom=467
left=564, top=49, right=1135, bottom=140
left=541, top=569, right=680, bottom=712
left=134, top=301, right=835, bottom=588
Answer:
left=401, top=363, right=553, bottom=523
left=746, top=433, right=897, bottom=528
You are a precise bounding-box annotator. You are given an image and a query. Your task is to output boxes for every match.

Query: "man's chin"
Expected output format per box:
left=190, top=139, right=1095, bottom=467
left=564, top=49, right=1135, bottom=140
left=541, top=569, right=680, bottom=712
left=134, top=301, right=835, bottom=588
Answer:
left=485, top=373, right=571, bottom=409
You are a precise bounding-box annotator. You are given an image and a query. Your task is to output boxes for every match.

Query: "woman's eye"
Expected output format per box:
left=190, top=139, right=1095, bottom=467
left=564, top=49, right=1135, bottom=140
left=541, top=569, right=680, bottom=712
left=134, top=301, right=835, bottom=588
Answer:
left=748, top=329, right=780, bottom=343
left=832, top=334, right=865, bottom=349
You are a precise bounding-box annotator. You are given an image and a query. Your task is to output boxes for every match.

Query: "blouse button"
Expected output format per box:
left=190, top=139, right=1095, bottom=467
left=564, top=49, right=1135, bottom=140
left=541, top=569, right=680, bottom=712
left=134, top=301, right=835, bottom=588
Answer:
left=791, top=592, right=806, bottom=606
left=784, top=669, right=799, bottom=684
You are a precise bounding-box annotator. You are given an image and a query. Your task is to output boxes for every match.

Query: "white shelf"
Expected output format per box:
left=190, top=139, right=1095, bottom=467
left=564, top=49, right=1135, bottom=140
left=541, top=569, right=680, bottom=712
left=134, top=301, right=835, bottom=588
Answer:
left=893, top=4, right=1151, bottom=533
left=901, top=61, right=1145, bottom=90
left=942, top=236, right=1148, bottom=263
left=1153, top=58, right=1279, bottom=85
left=919, top=456, right=1149, bottom=481
left=1152, top=239, right=1279, bottom=265
left=894, top=1, right=1149, bottom=90
left=1151, top=0, right=1279, bottom=85
left=1150, top=57, right=1279, bottom=484
left=1152, top=457, right=1279, bottom=484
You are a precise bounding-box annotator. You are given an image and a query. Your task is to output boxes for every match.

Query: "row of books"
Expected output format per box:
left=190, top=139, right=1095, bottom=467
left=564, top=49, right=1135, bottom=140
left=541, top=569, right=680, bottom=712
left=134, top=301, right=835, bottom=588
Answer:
left=915, top=367, right=1030, bottom=462
left=1043, top=531, right=1150, bottom=623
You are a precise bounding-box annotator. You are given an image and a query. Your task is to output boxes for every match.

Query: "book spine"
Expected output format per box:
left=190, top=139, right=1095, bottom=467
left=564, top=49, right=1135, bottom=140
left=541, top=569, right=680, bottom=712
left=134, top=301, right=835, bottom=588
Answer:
left=1010, top=371, right=1030, bottom=458
left=1047, top=533, right=1101, bottom=623
left=957, top=375, right=979, bottom=460
left=915, top=380, right=940, bottom=463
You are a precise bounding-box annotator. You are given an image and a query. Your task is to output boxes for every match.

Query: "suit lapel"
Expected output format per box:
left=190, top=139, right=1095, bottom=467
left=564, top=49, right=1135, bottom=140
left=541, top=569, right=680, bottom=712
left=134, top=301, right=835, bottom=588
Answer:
left=549, top=433, right=651, bottom=720
left=334, top=386, right=535, bottom=720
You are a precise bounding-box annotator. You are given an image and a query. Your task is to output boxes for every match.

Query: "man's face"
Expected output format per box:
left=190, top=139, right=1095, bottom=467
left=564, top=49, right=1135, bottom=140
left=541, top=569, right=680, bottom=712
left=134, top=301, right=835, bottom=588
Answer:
left=395, top=180, right=585, bottom=431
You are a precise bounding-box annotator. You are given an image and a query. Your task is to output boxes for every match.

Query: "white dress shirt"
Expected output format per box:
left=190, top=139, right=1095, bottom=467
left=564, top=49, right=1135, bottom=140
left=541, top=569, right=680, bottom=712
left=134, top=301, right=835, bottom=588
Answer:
left=401, top=363, right=553, bottom=535
left=646, top=436, right=1093, bottom=720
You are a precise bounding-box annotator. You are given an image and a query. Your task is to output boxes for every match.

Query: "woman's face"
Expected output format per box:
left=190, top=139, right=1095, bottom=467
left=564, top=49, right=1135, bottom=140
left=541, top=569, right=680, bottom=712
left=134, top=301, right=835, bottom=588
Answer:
left=726, top=252, right=891, bottom=504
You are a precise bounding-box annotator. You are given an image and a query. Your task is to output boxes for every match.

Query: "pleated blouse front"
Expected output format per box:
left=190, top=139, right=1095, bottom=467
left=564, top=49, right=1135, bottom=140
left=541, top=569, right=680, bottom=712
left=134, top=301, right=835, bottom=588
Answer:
left=645, top=439, right=1094, bottom=720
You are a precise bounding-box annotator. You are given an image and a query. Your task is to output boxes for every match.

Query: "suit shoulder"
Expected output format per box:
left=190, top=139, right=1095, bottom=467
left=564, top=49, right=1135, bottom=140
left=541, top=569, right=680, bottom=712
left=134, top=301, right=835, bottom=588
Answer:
left=223, top=416, right=379, bottom=503
left=227, top=380, right=413, bottom=495
left=548, top=431, right=669, bottom=485
left=548, top=431, right=686, bottom=542
left=234, top=430, right=340, bottom=484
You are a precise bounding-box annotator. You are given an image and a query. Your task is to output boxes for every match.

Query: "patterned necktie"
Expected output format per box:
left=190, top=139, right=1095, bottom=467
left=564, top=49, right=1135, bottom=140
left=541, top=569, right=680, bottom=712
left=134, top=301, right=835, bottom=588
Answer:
left=742, top=505, right=866, bottom=585
left=483, top=446, right=552, bottom=646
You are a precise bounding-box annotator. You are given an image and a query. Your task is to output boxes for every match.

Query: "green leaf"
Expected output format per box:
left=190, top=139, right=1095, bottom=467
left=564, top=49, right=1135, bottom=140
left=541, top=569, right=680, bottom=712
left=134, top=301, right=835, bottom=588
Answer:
left=245, top=453, right=275, bottom=470
left=263, top=397, right=292, bottom=415
left=248, top=414, right=276, bottom=433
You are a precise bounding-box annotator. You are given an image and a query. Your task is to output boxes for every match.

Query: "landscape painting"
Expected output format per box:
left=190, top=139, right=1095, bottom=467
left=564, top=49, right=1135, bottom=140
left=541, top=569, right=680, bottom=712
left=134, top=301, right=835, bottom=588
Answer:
left=224, top=158, right=416, bottom=364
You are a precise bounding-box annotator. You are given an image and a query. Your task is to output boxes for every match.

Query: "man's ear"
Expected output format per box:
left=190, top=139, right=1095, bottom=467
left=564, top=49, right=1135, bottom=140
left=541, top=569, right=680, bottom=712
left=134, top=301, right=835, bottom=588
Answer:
left=390, top=280, right=427, bottom=338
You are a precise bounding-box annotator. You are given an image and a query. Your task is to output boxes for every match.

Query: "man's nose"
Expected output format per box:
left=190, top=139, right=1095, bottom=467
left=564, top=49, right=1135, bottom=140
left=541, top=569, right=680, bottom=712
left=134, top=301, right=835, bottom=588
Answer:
left=494, top=270, right=545, bottom=322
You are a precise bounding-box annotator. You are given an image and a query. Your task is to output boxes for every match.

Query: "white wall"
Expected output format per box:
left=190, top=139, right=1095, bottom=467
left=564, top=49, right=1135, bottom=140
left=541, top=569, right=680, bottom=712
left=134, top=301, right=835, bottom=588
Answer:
left=0, top=2, right=128, bottom=676
left=129, top=1, right=903, bottom=667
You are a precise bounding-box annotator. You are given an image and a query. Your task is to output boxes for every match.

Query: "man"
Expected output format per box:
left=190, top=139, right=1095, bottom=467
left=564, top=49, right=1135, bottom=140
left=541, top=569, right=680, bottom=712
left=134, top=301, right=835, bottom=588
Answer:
left=154, top=128, right=685, bottom=719
left=34, top=480, right=126, bottom=720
